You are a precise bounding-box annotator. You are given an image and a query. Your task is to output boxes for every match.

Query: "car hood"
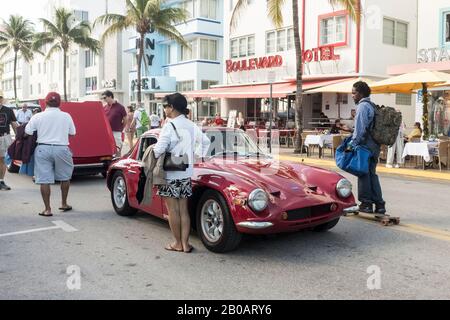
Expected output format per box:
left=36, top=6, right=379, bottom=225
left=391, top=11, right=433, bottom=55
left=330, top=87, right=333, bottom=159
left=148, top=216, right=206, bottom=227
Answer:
left=202, top=157, right=338, bottom=197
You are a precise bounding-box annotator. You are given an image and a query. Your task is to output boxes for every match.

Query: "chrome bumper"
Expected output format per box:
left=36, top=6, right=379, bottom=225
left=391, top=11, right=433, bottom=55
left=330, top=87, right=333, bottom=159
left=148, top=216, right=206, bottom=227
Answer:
left=343, top=206, right=359, bottom=214
left=236, top=222, right=274, bottom=229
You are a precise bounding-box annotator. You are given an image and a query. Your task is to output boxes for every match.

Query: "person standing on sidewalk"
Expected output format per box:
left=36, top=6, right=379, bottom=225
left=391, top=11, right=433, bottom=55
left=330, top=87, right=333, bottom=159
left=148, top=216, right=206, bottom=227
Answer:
left=351, top=81, right=386, bottom=215
left=124, top=106, right=136, bottom=150
left=132, top=105, right=150, bottom=137
left=386, top=118, right=406, bottom=168
left=102, top=90, right=127, bottom=157
left=25, top=92, right=76, bottom=217
left=16, top=103, right=32, bottom=125
left=0, top=96, right=19, bottom=191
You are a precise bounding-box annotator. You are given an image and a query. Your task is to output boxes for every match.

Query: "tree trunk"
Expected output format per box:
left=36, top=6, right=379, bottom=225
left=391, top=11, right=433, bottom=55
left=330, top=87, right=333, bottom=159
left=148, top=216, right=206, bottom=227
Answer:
left=137, top=33, right=145, bottom=108
left=292, top=0, right=303, bottom=154
left=63, top=50, right=68, bottom=101
left=422, top=83, right=429, bottom=139
left=13, top=51, right=18, bottom=102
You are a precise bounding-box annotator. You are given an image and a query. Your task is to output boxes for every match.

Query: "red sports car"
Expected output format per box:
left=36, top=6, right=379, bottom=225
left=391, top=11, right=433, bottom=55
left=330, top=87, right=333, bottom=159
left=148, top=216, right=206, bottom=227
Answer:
left=106, top=128, right=357, bottom=253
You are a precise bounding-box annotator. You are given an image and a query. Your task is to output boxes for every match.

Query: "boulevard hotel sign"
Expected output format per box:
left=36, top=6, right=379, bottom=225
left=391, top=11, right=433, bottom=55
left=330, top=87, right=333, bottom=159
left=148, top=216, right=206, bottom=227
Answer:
left=226, top=46, right=340, bottom=73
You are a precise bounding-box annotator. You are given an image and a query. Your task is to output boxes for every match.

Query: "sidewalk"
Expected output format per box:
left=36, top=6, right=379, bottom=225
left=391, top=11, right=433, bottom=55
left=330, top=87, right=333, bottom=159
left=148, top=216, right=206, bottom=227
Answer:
left=278, top=149, right=450, bottom=182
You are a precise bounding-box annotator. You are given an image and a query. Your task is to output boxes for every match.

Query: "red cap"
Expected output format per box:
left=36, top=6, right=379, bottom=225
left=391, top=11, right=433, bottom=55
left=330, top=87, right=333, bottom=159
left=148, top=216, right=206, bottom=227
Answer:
left=45, top=92, right=61, bottom=106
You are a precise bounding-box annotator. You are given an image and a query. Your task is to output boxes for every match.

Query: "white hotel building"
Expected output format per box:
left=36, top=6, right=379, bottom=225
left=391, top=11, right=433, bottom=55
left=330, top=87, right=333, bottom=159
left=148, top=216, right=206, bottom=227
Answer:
left=1, top=0, right=132, bottom=106
left=185, top=0, right=419, bottom=127
left=388, top=0, right=450, bottom=136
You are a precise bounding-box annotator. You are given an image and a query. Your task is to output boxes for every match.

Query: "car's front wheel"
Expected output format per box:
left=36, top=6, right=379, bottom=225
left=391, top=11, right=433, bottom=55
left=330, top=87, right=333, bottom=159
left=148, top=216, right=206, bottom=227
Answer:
left=196, top=190, right=242, bottom=253
left=313, top=218, right=340, bottom=232
left=111, top=171, right=137, bottom=216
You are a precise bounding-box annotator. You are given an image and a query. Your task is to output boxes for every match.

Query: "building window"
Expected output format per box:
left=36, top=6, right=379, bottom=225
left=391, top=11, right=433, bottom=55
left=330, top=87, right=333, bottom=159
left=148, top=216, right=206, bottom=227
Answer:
left=396, top=93, right=412, bottom=106
left=266, top=27, right=293, bottom=53
left=166, top=44, right=173, bottom=64
left=230, top=35, right=254, bottom=58
left=444, top=12, right=450, bottom=44
left=201, top=80, right=218, bottom=89
left=266, top=31, right=276, bottom=53
left=85, top=50, right=96, bottom=68
left=200, top=39, right=217, bottom=60
left=38, top=63, right=41, bottom=74
left=383, top=17, right=408, bottom=48
left=182, top=0, right=196, bottom=19
left=287, top=28, right=294, bottom=51
left=74, top=10, right=89, bottom=22
left=200, top=0, right=217, bottom=20
left=30, top=85, right=33, bottom=95
left=85, top=76, right=98, bottom=92
left=38, top=83, right=42, bottom=94
left=43, top=62, right=46, bottom=74
left=176, top=80, right=195, bottom=92
left=181, top=40, right=198, bottom=61
left=319, top=12, right=347, bottom=46
left=199, top=101, right=218, bottom=118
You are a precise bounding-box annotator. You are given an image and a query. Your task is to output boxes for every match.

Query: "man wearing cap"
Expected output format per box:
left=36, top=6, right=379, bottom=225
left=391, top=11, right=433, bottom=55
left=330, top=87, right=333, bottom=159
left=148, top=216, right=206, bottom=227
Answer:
left=25, top=92, right=76, bottom=217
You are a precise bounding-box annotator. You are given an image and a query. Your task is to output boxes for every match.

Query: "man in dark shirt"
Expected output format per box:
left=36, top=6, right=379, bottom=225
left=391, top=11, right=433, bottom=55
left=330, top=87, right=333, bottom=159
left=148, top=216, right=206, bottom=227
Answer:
left=102, top=90, right=127, bottom=157
left=0, top=96, right=19, bottom=190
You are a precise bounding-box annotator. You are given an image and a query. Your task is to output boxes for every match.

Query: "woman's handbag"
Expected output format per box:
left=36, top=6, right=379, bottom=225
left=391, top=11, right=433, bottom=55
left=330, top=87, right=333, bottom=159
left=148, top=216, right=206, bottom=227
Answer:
left=336, top=137, right=372, bottom=177
left=163, top=122, right=189, bottom=171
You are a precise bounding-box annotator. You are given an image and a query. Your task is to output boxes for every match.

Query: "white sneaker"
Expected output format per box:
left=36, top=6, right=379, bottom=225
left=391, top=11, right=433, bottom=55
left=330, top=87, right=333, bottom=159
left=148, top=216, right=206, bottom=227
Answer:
left=394, top=164, right=400, bottom=168
left=386, top=164, right=393, bottom=168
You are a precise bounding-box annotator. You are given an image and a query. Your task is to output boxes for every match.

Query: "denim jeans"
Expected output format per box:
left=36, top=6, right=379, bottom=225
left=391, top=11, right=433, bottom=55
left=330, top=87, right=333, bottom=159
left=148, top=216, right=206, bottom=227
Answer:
left=358, top=154, right=384, bottom=205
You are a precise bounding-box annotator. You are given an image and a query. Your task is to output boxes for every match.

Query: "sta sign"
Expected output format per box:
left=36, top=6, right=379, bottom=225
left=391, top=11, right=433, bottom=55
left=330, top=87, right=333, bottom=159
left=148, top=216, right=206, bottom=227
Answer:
left=418, top=47, right=450, bottom=63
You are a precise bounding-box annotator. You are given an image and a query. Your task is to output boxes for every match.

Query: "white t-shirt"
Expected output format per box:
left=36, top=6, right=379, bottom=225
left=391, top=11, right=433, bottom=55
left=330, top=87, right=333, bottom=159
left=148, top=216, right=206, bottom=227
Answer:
left=150, top=114, right=160, bottom=128
left=16, top=109, right=32, bottom=124
left=25, top=107, right=76, bottom=145
left=153, top=115, right=211, bottom=180
left=133, top=108, right=145, bottom=129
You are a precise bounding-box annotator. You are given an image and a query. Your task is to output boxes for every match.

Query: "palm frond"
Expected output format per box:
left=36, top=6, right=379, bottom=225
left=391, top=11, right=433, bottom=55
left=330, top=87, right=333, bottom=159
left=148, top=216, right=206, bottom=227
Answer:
left=230, top=0, right=248, bottom=32
left=329, top=0, right=361, bottom=24
left=45, top=43, right=62, bottom=60
left=39, top=18, right=62, bottom=38
left=267, top=0, right=285, bottom=29
left=94, top=13, right=127, bottom=28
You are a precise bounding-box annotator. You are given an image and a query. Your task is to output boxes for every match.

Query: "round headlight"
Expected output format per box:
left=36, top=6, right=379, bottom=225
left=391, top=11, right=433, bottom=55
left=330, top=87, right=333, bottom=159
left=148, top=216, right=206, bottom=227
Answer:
left=248, top=189, right=269, bottom=212
left=336, top=179, right=352, bottom=198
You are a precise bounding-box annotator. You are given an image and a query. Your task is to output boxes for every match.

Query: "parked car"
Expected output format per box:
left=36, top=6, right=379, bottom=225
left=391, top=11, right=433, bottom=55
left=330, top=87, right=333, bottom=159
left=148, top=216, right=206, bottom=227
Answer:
left=106, top=127, right=357, bottom=253
left=7, top=101, right=116, bottom=177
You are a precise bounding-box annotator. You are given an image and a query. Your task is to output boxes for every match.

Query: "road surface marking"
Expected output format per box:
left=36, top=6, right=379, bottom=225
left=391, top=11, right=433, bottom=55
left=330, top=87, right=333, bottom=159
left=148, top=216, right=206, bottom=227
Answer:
left=0, top=220, right=78, bottom=238
left=346, top=216, right=450, bottom=242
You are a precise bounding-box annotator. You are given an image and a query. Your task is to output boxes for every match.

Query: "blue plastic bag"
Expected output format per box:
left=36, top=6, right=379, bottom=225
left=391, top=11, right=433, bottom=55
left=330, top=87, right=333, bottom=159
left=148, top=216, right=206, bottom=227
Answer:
left=336, top=137, right=372, bottom=177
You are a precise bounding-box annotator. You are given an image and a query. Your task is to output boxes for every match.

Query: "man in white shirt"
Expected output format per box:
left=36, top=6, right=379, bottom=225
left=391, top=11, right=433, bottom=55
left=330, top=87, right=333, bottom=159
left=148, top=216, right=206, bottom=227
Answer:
left=16, top=103, right=32, bottom=125
left=150, top=112, right=161, bottom=129
left=131, top=106, right=149, bottom=137
left=25, top=92, right=76, bottom=217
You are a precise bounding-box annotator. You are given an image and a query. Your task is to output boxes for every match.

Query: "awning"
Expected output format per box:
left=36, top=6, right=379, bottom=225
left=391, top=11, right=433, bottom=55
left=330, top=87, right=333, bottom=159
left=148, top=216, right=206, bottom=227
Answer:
left=180, top=79, right=347, bottom=99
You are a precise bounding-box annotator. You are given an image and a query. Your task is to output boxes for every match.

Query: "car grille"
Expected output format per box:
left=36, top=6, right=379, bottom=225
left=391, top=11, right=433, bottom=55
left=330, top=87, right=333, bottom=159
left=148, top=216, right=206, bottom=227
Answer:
left=286, top=204, right=334, bottom=221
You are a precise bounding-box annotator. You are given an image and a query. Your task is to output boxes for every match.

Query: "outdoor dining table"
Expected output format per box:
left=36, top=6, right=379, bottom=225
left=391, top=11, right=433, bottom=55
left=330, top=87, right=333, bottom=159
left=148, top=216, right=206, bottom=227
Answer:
left=304, top=134, right=338, bottom=158
left=402, top=141, right=439, bottom=164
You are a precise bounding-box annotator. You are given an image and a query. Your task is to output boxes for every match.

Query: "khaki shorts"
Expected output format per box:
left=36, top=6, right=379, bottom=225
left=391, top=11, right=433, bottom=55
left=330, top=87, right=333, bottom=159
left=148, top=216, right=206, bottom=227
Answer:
left=113, top=131, right=123, bottom=150
left=34, top=145, right=74, bottom=184
left=0, top=134, right=13, bottom=157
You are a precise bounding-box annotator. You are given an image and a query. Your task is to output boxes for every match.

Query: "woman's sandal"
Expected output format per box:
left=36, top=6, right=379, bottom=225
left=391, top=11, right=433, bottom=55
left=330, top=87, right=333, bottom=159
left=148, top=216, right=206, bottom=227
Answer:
left=165, top=244, right=183, bottom=252
left=183, top=245, right=194, bottom=253
left=38, top=212, right=53, bottom=217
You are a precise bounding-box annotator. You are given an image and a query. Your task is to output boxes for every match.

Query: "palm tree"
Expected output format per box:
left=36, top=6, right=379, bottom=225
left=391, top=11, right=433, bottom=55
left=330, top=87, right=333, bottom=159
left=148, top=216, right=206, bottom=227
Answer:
left=0, top=15, right=36, bottom=101
left=34, top=8, right=100, bottom=101
left=231, top=0, right=361, bottom=153
left=95, top=0, right=188, bottom=108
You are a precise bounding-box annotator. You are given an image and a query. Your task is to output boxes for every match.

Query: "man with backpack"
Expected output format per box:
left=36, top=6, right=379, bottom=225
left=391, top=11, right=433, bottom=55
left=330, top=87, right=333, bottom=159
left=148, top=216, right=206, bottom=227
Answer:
left=351, top=81, right=387, bottom=215
left=132, top=105, right=149, bottom=138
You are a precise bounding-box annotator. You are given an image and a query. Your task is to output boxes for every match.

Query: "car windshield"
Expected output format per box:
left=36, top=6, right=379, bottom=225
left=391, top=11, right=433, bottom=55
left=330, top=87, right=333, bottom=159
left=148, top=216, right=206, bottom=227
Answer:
left=204, top=130, right=269, bottom=158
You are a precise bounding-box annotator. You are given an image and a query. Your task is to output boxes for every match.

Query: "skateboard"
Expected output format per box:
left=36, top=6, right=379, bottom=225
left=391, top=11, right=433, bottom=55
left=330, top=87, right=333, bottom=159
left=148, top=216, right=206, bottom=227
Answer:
left=344, top=211, right=400, bottom=226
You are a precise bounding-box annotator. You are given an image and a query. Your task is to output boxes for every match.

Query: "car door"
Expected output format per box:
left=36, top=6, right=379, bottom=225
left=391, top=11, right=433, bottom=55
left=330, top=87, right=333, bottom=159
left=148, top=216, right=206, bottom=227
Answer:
left=131, top=136, right=165, bottom=218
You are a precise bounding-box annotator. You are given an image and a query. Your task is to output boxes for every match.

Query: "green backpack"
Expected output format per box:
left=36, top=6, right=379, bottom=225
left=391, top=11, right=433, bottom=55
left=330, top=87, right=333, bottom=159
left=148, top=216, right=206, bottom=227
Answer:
left=369, top=103, right=403, bottom=147
left=140, top=109, right=150, bottom=128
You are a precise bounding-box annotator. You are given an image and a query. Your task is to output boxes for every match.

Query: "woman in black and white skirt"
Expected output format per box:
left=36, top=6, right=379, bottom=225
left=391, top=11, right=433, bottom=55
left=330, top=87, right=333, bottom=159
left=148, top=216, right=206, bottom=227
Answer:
left=153, top=93, right=210, bottom=253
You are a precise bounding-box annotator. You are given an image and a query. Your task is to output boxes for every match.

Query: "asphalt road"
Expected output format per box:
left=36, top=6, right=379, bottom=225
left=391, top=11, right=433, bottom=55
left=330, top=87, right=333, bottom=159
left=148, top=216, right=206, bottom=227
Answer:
left=1, top=169, right=450, bottom=300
